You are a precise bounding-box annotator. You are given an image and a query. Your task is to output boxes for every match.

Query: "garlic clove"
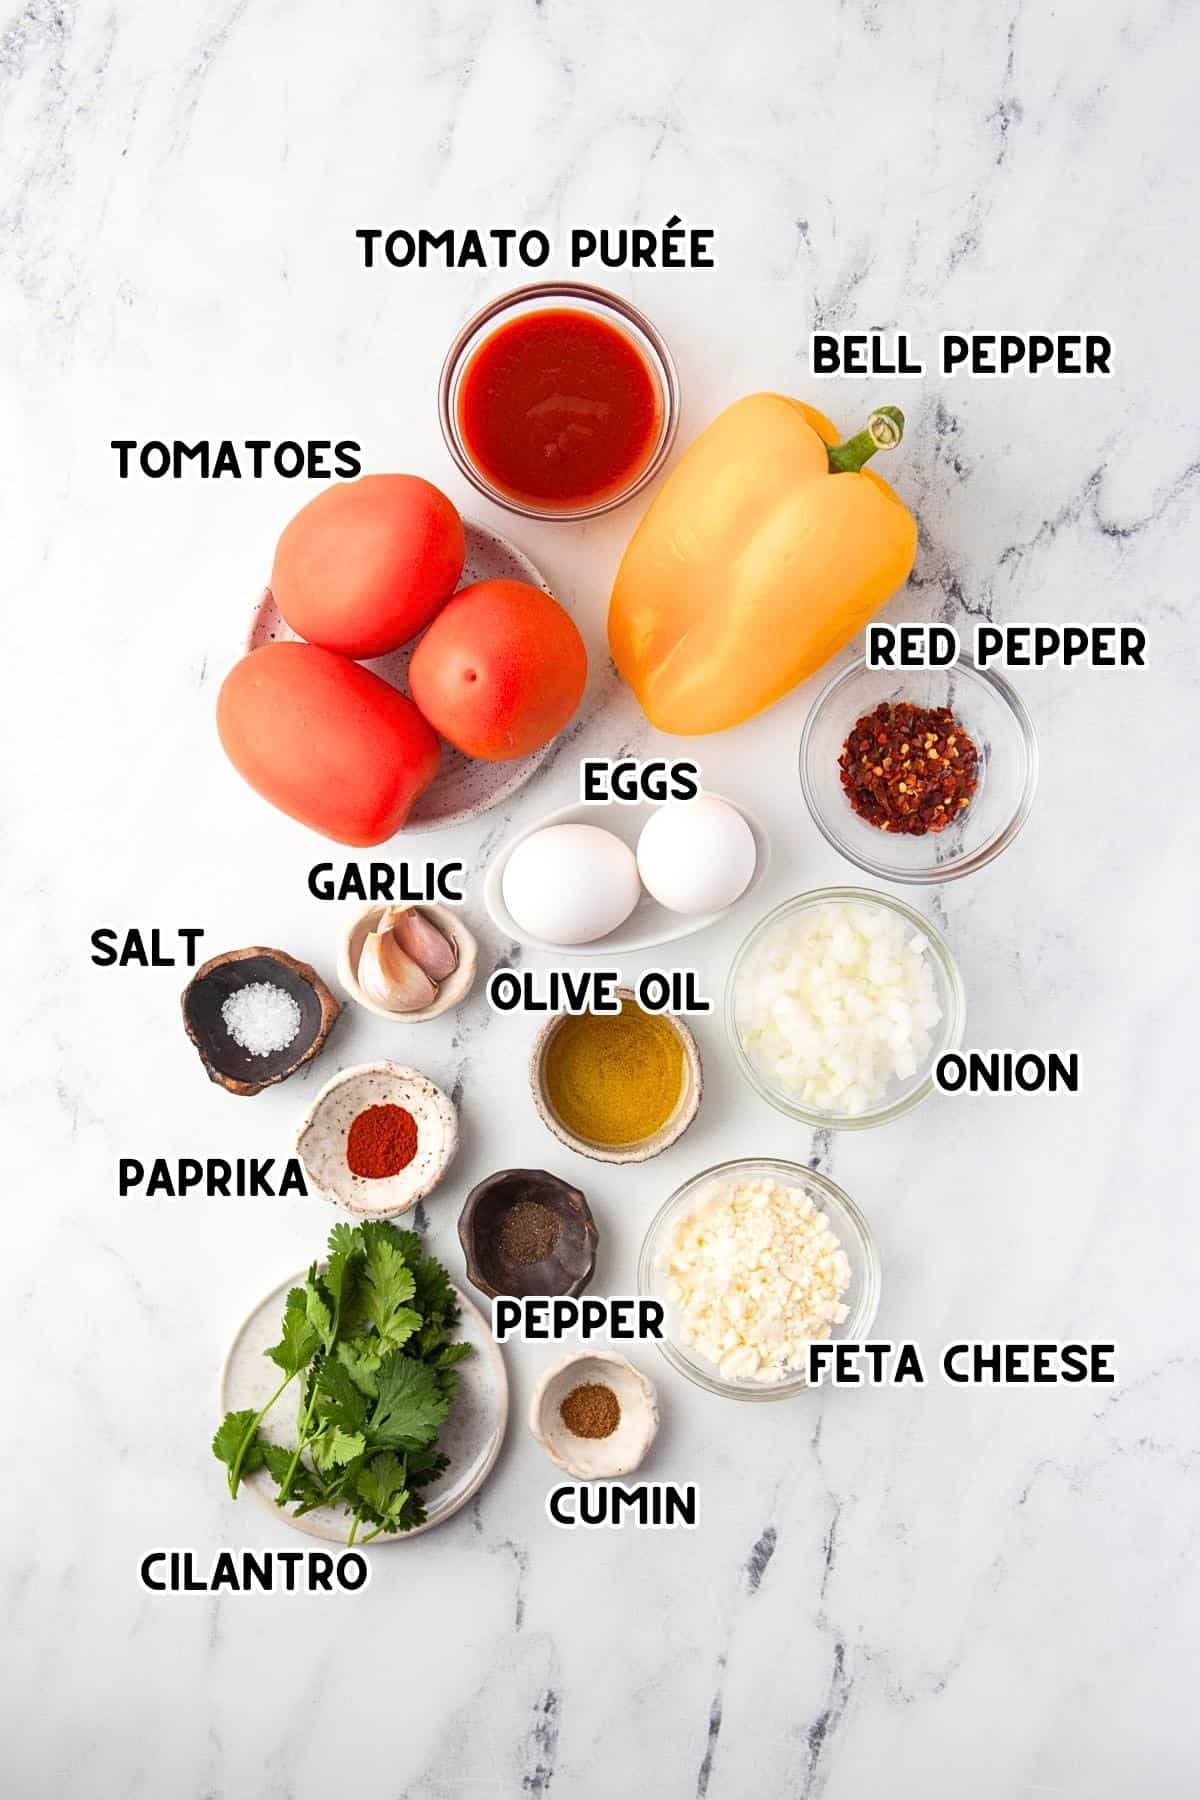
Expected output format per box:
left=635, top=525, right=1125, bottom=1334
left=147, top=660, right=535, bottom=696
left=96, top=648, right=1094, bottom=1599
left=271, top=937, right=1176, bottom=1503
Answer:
left=356, top=927, right=439, bottom=1013
left=386, top=906, right=459, bottom=982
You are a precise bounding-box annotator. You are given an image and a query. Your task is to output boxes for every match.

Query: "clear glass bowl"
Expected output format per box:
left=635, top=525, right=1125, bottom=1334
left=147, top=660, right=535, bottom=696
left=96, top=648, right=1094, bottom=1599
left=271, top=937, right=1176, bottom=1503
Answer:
left=637, top=1156, right=881, bottom=1402
left=726, top=887, right=965, bottom=1130
left=438, top=280, right=680, bottom=520
left=798, top=653, right=1038, bottom=883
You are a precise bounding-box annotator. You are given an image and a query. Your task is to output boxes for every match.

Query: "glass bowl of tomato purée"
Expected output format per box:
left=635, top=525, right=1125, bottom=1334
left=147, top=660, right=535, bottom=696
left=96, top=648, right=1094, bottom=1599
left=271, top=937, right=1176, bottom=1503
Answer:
left=439, top=282, right=679, bottom=519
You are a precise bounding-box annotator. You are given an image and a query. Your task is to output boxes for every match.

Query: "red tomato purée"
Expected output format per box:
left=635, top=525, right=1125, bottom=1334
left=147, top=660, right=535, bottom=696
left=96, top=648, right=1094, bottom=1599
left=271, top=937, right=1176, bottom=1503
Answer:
left=458, top=308, right=661, bottom=509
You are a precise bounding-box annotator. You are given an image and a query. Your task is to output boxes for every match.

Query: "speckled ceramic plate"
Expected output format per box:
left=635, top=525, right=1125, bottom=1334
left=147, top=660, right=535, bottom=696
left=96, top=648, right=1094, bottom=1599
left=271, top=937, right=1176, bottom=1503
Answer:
left=247, top=519, right=557, bottom=831
left=220, top=1275, right=508, bottom=1543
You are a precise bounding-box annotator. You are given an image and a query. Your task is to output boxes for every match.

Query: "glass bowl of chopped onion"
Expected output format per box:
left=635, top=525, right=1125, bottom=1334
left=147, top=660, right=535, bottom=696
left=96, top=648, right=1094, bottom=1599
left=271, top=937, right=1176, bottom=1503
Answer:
left=798, top=653, right=1038, bottom=883
left=726, top=888, right=965, bottom=1129
left=637, top=1156, right=881, bottom=1401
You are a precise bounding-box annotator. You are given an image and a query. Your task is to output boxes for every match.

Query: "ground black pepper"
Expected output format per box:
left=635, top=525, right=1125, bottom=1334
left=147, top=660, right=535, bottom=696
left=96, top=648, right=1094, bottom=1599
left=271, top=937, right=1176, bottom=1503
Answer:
left=496, top=1198, right=561, bottom=1265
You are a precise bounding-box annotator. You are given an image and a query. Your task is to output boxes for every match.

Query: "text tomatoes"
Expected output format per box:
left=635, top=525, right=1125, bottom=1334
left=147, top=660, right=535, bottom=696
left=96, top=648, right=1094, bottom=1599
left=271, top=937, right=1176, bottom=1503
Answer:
left=271, top=475, right=465, bottom=658
left=408, top=580, right=587, bottom=761
left=217, top=642, right=441, bottom=845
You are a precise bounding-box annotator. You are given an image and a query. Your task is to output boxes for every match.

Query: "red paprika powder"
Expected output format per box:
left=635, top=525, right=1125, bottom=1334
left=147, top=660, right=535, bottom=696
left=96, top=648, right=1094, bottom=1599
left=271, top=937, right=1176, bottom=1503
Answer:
left=346, top=1103, right=419, bottom=1178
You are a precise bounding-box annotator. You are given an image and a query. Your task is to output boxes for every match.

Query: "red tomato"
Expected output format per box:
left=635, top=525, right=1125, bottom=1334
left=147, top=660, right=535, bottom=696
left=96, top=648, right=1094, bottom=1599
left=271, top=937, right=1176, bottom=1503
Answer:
left=271, top=475, right=465, bottom=658
left=217, top=642, right=441, bottom=845
left=408, top=579, right=587, bottom=761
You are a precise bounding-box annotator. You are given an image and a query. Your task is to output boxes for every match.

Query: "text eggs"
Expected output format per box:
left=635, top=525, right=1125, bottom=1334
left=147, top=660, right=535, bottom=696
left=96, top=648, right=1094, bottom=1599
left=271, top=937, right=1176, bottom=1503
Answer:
left=501, top=824, right=642, bottom=946
left=636, top=794, right=757, bottom=914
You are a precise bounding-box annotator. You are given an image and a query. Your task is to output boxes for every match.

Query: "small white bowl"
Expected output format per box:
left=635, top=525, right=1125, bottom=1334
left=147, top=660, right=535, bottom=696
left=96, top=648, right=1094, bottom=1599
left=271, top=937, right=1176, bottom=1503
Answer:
left=338, top=904, right=478, bottom=1022
left=295, top=1061, right=458, bottom=1217
left=529, top=1351, right=659, bottom=1480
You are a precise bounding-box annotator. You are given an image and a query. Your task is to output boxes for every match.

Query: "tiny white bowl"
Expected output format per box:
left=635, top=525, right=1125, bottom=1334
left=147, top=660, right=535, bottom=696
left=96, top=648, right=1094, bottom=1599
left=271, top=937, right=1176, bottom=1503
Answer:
left=338, top=904, right=478, bottom=1023
left=295, top=1061, right=458, bottom=1217
left=529, top=1351, right=659, bottom=1480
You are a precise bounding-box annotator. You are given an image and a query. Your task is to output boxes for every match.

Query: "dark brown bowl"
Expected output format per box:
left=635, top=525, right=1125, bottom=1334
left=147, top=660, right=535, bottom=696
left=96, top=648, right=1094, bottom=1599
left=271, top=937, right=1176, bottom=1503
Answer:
left=181, top=946, right=340, bottom=1096
left=459, top=1168, right=598, bottom=1301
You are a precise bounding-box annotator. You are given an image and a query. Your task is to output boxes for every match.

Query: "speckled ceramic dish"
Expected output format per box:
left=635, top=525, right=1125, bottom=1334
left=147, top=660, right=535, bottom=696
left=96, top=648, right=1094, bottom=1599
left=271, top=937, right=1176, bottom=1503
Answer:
left=529, top=991, right=702, bottom=1164
left=220, top=1273, right=507, bottom=1542
left=529, top=1351, right=659, bottom=1480
left=295, top=1061, right=458, bottom=1217
left=247, top=519, right=559, bottom=830
left=338, top=904, right=478, bottom=1022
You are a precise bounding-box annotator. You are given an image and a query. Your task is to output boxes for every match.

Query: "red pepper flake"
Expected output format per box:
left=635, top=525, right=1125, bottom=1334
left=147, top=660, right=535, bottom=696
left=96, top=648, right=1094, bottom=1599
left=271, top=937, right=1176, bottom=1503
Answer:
left=838, top=701, right=980, bottom=836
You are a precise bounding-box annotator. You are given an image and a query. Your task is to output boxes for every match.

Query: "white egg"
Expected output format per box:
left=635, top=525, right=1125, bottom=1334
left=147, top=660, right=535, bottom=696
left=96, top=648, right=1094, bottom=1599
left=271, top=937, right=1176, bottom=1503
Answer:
left=636, top=795, right=757, bottom=915
left=502, top=824, right=642, bottom=945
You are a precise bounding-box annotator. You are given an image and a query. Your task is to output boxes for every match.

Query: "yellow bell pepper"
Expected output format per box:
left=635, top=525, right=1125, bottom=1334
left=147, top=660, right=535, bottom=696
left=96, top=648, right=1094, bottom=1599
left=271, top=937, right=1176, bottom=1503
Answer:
left=608, top=395, right=918, bottom=735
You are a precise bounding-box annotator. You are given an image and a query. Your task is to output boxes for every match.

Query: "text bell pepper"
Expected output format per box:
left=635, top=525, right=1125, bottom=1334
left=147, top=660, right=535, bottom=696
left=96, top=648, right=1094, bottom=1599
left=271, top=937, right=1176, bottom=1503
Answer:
left=608, top=395, right=918, bottom=735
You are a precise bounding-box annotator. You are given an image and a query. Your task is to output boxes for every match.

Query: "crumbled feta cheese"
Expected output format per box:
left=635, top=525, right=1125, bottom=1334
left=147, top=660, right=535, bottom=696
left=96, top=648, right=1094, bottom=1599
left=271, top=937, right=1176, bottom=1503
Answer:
left=658, top=1176, right=851, bottom=1383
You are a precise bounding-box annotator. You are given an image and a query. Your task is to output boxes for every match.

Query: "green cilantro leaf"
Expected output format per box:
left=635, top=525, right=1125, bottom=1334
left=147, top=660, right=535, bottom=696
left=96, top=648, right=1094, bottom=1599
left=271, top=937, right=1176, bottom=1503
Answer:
left=354, top=1452, right=411, bottom=1531
left=369, top=1350, right=450, bottom=1448
left=327, top=1428, right=367, bottom=1466
left=212, top=1410, right=265, bottom=1477
left=266, top=1286, right=321, bottom=1377
left=315, top=1357, right=370, bottom=1435
left=261, top=1442, right=327, bottom=1514
left=362, top=1228, right=418, bottom=1345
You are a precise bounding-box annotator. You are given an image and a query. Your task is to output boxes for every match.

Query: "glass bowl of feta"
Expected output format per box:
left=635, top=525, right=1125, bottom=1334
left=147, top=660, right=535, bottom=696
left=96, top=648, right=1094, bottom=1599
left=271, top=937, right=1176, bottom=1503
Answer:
left=637, top=1156, right=881, bottom=1400
left=726, top=887, right=965, bottom=1130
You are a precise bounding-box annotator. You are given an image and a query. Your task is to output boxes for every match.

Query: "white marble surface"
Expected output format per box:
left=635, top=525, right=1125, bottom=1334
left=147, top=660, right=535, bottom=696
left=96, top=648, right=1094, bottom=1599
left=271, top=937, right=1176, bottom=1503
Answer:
left=6, top=1, right=1198, bottom=1794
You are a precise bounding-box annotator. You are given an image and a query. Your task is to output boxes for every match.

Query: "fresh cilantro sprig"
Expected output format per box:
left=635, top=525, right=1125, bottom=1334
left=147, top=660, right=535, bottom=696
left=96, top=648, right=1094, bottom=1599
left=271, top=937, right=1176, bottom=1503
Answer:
left=213, top=1221, right=470, bottom=1542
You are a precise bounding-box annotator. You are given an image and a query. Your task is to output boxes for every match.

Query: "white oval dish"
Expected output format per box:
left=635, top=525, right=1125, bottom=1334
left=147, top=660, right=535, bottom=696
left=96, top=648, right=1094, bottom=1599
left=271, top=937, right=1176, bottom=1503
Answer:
left=529, top=1350, right=659, bottom=1480
left=295, top=1062, right=458, bottom=1217
left=220, top=1273, right=507, bottom=1541
left=484, top=794, right=770, bottom=954
left=338, top=904, right=478, bottom=1022
left=248, top=519, right=559, bottom=831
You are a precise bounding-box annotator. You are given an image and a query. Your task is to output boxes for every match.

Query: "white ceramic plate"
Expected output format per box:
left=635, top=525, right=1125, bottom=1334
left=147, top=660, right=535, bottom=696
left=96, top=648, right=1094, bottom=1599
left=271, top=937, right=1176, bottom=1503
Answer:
left=219, top=1275, right=507, bottom=1543
left=483, top=794, right=770, bottom=954
left=247, top=519, right=557, bottom=831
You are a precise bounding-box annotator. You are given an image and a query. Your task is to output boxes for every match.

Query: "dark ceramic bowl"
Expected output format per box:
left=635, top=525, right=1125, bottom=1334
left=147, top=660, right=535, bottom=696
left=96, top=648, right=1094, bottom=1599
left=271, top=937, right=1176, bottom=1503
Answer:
left=181, top=946, right=340, bottom=1096
left=459, top=1168, right=598, bottom=1301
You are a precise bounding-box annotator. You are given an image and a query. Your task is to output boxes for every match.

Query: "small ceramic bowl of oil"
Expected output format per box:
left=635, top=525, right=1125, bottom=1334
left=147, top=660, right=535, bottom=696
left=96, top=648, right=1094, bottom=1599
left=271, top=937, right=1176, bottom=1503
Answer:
left=529, top=988, right=702, bottom=1165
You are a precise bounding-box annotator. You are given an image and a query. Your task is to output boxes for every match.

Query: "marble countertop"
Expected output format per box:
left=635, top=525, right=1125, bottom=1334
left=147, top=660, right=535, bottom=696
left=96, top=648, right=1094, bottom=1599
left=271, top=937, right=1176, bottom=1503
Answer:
left=6, top=1, right=1198, bottom=1795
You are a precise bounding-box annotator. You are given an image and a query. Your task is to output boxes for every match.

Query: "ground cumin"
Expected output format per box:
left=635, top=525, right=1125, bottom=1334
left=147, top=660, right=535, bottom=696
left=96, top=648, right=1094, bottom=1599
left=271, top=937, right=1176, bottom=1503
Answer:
left=497, top=1198, right=561, bottom=1265
left=559, top=1382, right=620, bottom=1439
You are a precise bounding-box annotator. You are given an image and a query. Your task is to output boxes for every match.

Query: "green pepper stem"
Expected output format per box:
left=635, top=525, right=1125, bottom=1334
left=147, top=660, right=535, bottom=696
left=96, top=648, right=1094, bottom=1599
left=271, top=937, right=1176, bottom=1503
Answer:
left=827, top=406, right=905, bottom=474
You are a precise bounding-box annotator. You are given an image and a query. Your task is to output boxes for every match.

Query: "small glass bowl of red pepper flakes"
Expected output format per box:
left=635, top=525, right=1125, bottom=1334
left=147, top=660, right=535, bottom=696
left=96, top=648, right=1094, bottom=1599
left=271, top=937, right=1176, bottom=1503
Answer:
left=799, top=654, right=1038, bottom=884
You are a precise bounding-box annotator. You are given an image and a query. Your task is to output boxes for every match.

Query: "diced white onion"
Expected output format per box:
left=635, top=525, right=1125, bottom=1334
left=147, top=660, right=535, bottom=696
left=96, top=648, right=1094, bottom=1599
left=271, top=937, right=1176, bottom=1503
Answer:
left=737, top=901, right=942, bottom=1115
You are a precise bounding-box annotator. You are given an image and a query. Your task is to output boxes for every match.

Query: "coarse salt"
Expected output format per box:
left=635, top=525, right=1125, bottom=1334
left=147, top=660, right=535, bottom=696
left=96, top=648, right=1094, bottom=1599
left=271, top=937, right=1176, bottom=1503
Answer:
left=658, top=1176, right=851, bottom=1383
left=221, top=982, right=302, bottom=1058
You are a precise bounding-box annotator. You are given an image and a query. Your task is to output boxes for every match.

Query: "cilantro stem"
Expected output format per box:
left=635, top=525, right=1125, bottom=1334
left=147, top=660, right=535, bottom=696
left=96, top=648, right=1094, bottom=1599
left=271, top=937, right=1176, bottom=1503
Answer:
left=277, top=1371, right=322, bottom=1504
left=228, top=1370, right=295, bottom=1497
